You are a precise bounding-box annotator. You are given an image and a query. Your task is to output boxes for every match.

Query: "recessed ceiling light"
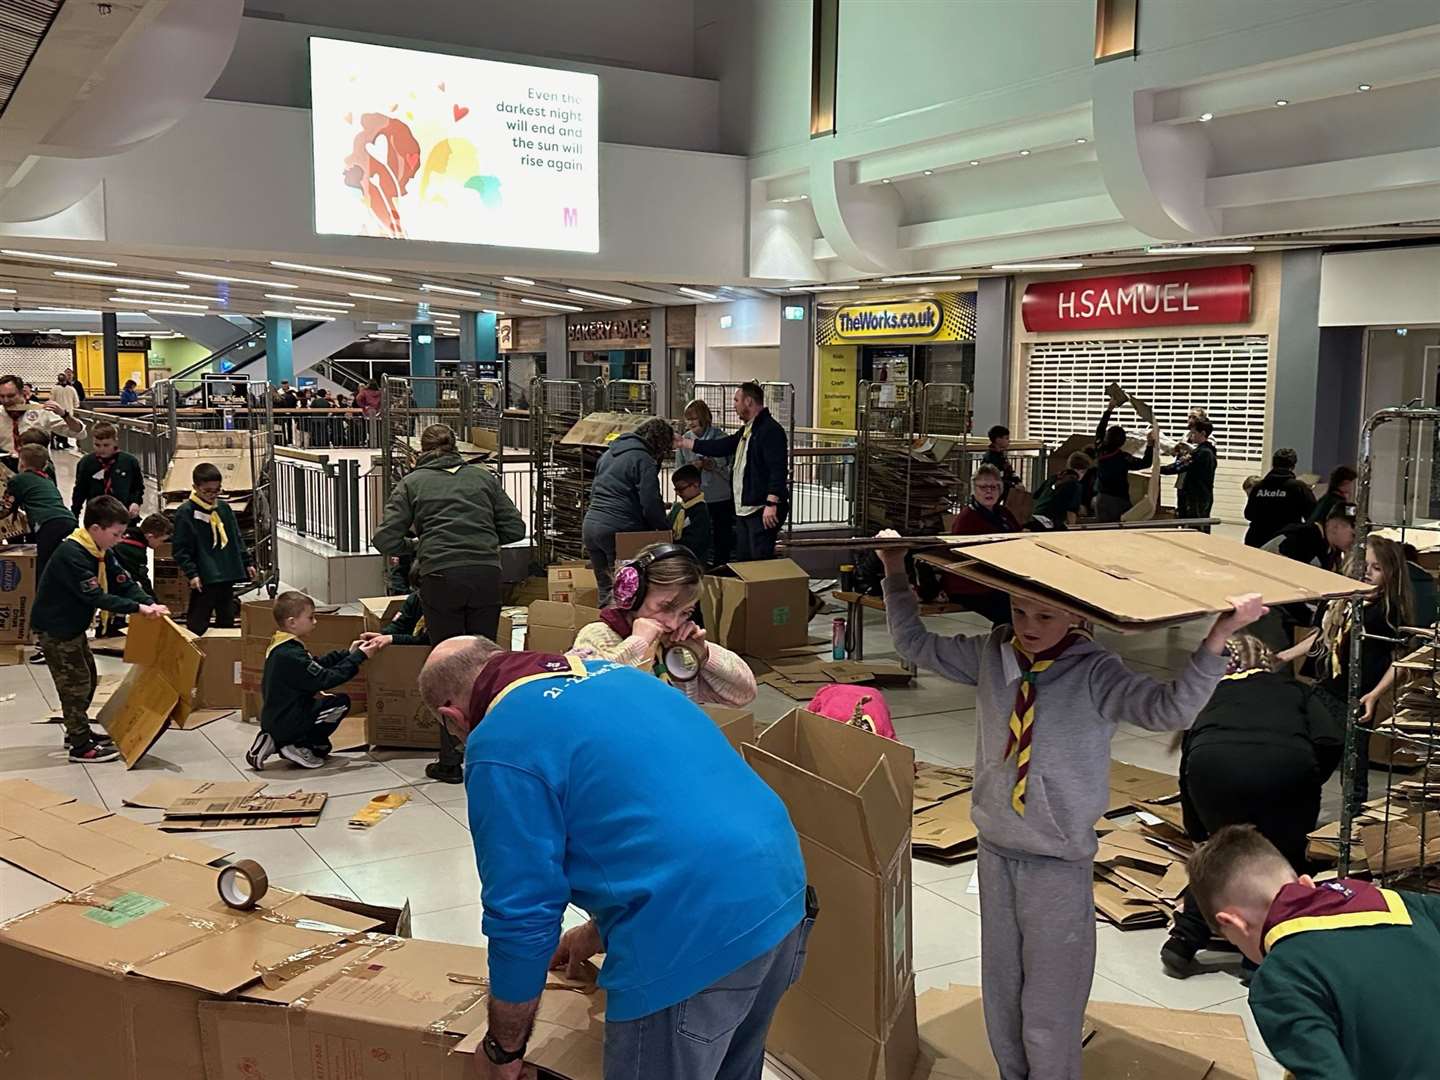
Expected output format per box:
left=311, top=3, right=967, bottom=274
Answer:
left=1357, top=83, right=1372, bottom=92
left=148, top=307, right=210, bottom=317
left=990, top=262, right=1085, bottom=271
left=483, top=309, right=507, bottom=316
left=969, top=160, right=980, bottom=166
left=923, top=169, right=934, bottom=176
left=880, top=178, right=892, bottom=183
left=504, top=276, right=536, bottom=287
left=0, top=288, right=15, bottom=295
left=293, top=304, right=352, bottom=315
left=521, top=298, right=583, bottom=311
left=35, top=306, right=101, bottom=314
left=678, top=287, right=719, bottom=301
left=110, top=297, right=209, bottom=311
left=261, top=309, right=336, bottom=322
left=1274, top=99, right=1289, bottom=107
left=1075, top=138, right=1088, bottom=144
left=1018, top=149, right=1031, bottom=156
left=428, top=310, right=461, bottom=318
left=348, top=291, right=410, bottom=303
left=178, top=271, right=297, bottom=289
left=1198, top=112, right=1214, bottom=122
left=263, top=293, right=353, bottom=308
left=1, top=249, right=118, bottom=267
left=1145, top=245, right=1256, bottom=255
left=787, top=284, right=861, bottom=292
left=421, top=283, right=490, bottom=298
left=53, top=271, right=189, bottom=289
left=567, top=288, right=633, bottom=305
left=117, top=287, right=223, bottom=302
left=799, top=194, right=808, bottom=200
left=270, top=261, right=393, bottom=283
left=879, top=274, right=967, bottom=283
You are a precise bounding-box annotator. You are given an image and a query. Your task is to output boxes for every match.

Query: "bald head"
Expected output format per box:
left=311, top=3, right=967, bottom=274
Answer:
left=419, top=635, right=504, bottom=737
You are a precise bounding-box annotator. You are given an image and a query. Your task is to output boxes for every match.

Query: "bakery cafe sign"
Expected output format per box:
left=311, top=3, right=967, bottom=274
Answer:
left=567, top=315, right=651, bottom=349
left=1021, top=265, right=1253, bottom=332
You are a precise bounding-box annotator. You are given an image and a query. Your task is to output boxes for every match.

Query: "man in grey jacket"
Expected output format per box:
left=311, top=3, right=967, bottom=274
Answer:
left=372, top=423, right=526, bottom=783
left=877, top=535, right=1264, bottom=1080
left=581, top=418, right=673, bottom=605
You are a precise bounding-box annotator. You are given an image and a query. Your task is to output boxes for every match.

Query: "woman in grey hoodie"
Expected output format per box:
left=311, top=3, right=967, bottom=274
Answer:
left=877, top=539, right=1264, bottom=1080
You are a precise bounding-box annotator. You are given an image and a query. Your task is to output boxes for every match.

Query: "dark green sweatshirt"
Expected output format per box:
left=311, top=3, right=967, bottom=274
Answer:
left=371, top=452, right=525, bottom=574
left=6, top=471, right=77, bottom=530
left=1250, top=887, right=1440, bottom=1079
left=31, top=536, right=152, bottom=638
left=260, top=639, right=367, bottom=746
left=71, top=451, right=145, bottom=515
left=171, top=499, right=252, bottom=586
left=380, top=591, right=429, bottom=645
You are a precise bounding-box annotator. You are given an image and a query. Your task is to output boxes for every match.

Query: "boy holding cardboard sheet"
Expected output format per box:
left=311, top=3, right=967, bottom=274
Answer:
left=249, top=590, right=386, bottom=771
left=1189, top=824, right=1440, bottom=1079
left=32, top=495, right=169, bottom=763
left=876, top=534, right=1264, bottom=1080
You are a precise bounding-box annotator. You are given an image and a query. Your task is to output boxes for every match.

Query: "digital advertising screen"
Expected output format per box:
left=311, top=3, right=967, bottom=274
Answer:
left=308, top=37, right=600, bottom=253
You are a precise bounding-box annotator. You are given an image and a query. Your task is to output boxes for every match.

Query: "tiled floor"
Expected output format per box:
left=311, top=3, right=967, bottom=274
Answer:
left=3, top=448, right=1302, bottom=1076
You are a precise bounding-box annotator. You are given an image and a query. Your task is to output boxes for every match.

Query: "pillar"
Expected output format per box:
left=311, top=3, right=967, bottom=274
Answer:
left=460, top=312, right=498, bottom=369
left=545, top=315, right=571, bottom=379
left=263, top=316, right=293, bottom=385
left=778, top=294, right=815, bottom=425
left=973, top=276, right=1013, bottom=432
left=101, top=311, right=120, bottom=395
left=411, top=321, right=437, bottom=407
left=1272, top=249, right=1324, bottom=469
left=649, top=306, right=671, bottom=417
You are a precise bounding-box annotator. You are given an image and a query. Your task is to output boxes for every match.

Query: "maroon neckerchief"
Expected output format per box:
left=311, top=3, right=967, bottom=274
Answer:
left=599, top=607, right=634, bottom=639
left=464, top=651, right=575, bottom=728
left=1261, top=879, right=1392, bottom=955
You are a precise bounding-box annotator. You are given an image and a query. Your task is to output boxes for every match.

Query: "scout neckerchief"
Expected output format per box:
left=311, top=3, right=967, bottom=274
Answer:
left=6, top=410, right=23, bottom=453
left=189, top=490, right=228, bottom=550
left=1261, top=878, right=1411, bottom=956
left=93, top=453, right=115, bottom=495
left=672, top=492, right=704, bottom=540
left=468, top=652, right=589, bottom=724
left=66, top=527, right=111, bottom=633
left=267, top=631, right=301, bottom=658
left=1004, top=630, right=1085, bottom=815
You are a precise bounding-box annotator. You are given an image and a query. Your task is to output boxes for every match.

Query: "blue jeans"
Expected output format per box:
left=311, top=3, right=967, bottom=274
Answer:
left=602, top=914, right=814, bottom=1080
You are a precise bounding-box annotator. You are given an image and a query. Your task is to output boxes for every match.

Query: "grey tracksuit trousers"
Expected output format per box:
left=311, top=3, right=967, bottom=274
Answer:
left=978, top=844, right=1096, bottom=1080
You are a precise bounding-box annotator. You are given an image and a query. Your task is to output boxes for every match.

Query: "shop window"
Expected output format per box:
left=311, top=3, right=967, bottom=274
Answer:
left=811, top=0, right=838, bottom=137
left=1095, top=0, right=1138, bottom=61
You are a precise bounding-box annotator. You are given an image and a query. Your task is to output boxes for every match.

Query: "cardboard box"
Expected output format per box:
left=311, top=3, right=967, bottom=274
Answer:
left=193, top=628, right=243, bottom=710
left=161, top=447, right=255, bottom=496
left=918, top=530, right=1373, bottom=632
left=528, top=599, right=600, bottom=654
left=744, top=709, right=918, bottom=1080
left=239, top=599, right=367, bottom=723
left=559, top=410, right=654, bottom=447
left=702, top=558, right=811, bottom=657
left=173, top=428, right=257, bottom=451
left=616, top=530, right=673, bottom=562
left=700, top=704, right=756, bottom=753
left=497, top=606, right=523, bottom=650
left=98, top=615, right=205, bottom=767
left=366, top=643, right=438, bottom=749
left=360, top=593, right=409, bottom=633
left=151, top=556, right=190, bottom=615
left=548, top=562, right=599, bottom=607
left=0, top=543, right=36, bottom=644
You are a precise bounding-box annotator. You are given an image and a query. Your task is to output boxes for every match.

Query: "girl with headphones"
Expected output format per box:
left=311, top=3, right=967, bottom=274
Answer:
left=571, top=543, right=757, bottom=706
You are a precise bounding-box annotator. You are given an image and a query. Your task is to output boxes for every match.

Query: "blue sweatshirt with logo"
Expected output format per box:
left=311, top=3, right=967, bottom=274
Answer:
left=465, top=660, right=806, bottom=1021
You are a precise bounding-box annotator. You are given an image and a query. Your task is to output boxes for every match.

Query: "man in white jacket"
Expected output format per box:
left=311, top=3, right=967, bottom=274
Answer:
left=0, top=375, right=84, bottom=467
left=48, top=373, right=81, bottom=449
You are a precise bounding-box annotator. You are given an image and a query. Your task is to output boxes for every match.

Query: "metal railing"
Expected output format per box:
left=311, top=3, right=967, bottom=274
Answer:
left=275, top=451, right=365, bottom=553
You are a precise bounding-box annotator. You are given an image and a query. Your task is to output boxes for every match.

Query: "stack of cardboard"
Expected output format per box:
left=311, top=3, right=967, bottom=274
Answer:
left=238, top=598, right=367, bottom=724
left=159, top=791, right=328, bottom=831
left=911, top=763, right=976, bottom=863
left=862, top=439, right=964, bottom=535
left=549, top=563, right=599, bottom=607
left=754, top=655, right=913, bottom=701
left=1092, top=763, right=1191, bottom=929
left=0, top=543, right=36, bottom=645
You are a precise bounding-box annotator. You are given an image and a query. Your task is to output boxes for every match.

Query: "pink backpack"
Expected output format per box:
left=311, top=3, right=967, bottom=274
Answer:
left=806, top=684, right=896, bottom=741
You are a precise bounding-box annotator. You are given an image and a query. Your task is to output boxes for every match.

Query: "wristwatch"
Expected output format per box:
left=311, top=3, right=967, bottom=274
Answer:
left=481, top=1032, right=527, bottom=1066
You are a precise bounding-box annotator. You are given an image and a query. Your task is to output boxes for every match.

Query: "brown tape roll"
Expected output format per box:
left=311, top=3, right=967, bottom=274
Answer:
left=217, top=859, right=269, bottom=910
left=661, top=642, right=702, bottom=682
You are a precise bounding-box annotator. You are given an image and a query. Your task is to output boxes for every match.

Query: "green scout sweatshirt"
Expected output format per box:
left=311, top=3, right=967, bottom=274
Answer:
left=32, top=536, right=152, bottom=638
left=370, top=452, right=525, bottom=574
left=6, top=471, right=77, bottom=530
left=171, top=498, right=252, bottom=586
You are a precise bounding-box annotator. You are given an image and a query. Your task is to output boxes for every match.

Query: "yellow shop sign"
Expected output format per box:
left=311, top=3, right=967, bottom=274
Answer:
left=833, top=300, right=942, bottom=340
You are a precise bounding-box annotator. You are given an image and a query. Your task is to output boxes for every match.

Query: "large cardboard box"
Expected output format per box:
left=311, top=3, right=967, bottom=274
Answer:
left=616, top=530, right=673, bottom=562
left=151, top=549, right=189, bottom=616
left=366, top=644, right=438, bottom=749
left=0, top=543, right=36, bottom=644
left=744, top=709, right=918, bottom=1080
left=240, top=599, right=367, bottom=723
left=528, top=599, right=600, bottom=654
left=702, top=558, right=811, bottom=657
left=99, top=615, right=205, bottom=767
left=194, top=628, right=243, bottom=709
left=701, top=704, right=756, bottom=753
left=161, top=447, right=255, bottom=496
left=360, top=593, right=409, bottom=632
left=548, top=562, right=599, bottom=607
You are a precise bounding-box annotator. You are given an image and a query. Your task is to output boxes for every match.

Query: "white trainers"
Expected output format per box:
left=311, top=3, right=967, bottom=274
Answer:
left=245, top=731, right=275, bottom=771
left=279, top=744, right=324, bottom=769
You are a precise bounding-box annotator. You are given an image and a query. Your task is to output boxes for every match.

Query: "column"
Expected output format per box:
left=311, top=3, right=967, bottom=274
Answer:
left=263, top=316, right=293, bottom=385
left=1272, top=249, right=1324, bottom=468
left=411, top=321, right=437, bottom=407
left=649, top=306, right=671, bottom=417
left=778, top=294, right=815, bottom=425
left=101, top=311, right=120, bottom=395
left=973, top=276, right=1013, bottom=431
left=545, top=315, right=571, bottom=379
left=459, top=312, right=499, bottom=370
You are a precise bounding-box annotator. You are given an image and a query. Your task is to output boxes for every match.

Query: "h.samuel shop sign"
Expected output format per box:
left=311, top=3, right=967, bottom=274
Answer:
left=1021, top=265, right=1253, bottom=332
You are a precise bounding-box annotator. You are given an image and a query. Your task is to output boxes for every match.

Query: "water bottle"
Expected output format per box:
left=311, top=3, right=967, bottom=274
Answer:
left=832, top=617, right=847, bottom=660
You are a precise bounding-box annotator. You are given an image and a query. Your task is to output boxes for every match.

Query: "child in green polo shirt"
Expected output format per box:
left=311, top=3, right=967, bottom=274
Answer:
left=5, top=444, right=78, bottom=664
left=171, top=461, right=257, bottom=636
left=1189, top=824, right=1440, bottom=1079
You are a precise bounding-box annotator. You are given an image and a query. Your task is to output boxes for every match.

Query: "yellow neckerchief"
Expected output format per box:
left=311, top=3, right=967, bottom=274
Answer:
left=266, top=631, right=301, bottom=658
left=672, top=492, right=705, bottom=539
left=67, top=527, right=110, bottom=633
left=1221, top=667, right=1267, bottom=683
left=189, top=490, right=229, bottom=550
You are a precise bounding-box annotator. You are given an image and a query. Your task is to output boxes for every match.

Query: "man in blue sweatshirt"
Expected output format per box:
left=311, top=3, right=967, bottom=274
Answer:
left=419, top=638, right=813, bottom=1080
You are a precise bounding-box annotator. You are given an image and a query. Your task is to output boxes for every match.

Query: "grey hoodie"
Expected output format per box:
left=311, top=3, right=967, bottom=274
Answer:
left=883, top=573, right=1226, bottom=862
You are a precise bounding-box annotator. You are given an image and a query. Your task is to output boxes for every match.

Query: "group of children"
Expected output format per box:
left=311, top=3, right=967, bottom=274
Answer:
left=9, top=430, right=373, bottom=770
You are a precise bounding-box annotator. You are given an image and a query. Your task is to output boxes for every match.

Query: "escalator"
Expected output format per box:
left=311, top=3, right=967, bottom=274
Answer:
left=164, top=317, right=347, bottom=396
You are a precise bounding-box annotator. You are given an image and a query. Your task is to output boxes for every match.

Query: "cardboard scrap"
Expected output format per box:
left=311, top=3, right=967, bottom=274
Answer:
left=164, top=791, right=326, bottom=822
left=912, top=763, right=978, bottom=863
left=0, top=780, right=231, bottom=891
left=347, top=791, right=410, bottom=829
left=123, top=778, right=266, bottom=810
left=758, top=656, right=913, bottom=701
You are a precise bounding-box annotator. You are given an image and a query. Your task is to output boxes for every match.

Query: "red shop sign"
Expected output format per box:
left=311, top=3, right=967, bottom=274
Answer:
left=1021, top=265, right=1253, bottom=332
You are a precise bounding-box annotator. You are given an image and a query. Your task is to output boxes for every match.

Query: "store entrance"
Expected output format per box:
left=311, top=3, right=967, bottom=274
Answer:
left=859, top=342, right=976, bottom=393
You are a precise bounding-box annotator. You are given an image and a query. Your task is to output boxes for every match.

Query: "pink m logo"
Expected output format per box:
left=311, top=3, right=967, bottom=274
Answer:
left=563, top=207, right=579, bottom=228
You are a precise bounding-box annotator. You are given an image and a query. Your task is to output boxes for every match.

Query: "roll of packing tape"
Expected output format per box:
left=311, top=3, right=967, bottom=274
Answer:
left=217, top=859, right=269, bottom=910
left=661, top=641, right=703, bottom=682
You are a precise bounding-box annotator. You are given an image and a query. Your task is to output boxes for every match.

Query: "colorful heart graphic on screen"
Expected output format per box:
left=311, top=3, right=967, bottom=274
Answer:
left=464, top=175, right=502, bottom=208
left=343, top=114, right=421, bottom=238
left=453, top=104, right=470, bottom=122
left=419, top=138, right=479, bottom=203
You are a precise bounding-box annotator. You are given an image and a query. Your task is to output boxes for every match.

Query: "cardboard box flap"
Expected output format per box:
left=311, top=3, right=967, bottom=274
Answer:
left=723, top=558, right=809, bottom=583
left=359, top=595, right=408, bottom=630
left=529, top=600, right=601, bottom=630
